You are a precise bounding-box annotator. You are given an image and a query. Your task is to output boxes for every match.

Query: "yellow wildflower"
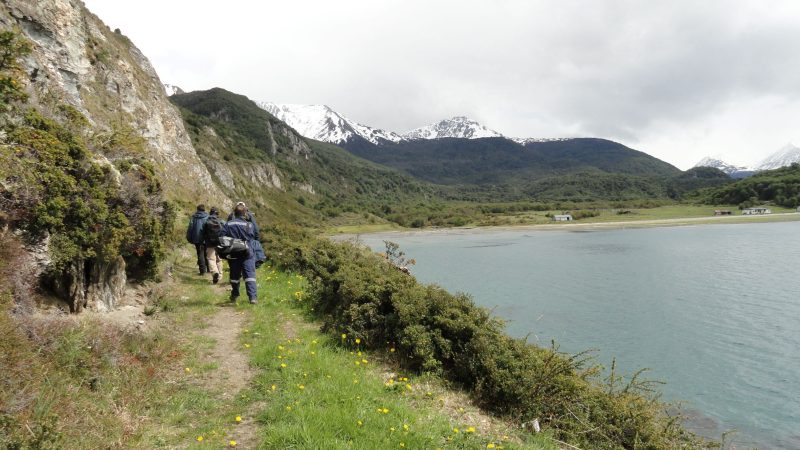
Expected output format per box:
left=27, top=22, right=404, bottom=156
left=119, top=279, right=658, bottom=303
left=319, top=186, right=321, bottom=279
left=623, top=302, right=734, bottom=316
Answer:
left=235, top=416, right=241, bottom=423
left=196, top=436, right=204, bottom=442
left=229, top=440, right=237, bottom=447
left=280, top=363, right=287, bottom=368
left=341, top=333, right=347, bottom=340
left=453, top=427, right=460, bottom=433
left=403, top=424, right=409, bottom=431
left=487, top=444, right=496, bottom=449
left=390, top=348, right=396, bottom=352
left=357, top=420, right=363, bottom=426
left=355, top=338, right=361, bottom=344
left=466, top=426, right=476, bottom=433
left=184, top=367, right=192, bottom=373
left=271, top=384, right=277, bottom=391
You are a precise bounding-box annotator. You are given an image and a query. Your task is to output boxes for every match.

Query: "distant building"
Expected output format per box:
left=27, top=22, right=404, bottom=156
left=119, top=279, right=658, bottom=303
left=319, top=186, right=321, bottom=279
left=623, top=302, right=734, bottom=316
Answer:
left=742, top=207, right=771, bottom=215
left=553, top=214, right=573, bottom=221
left=714, top=210, right=732, bottom=216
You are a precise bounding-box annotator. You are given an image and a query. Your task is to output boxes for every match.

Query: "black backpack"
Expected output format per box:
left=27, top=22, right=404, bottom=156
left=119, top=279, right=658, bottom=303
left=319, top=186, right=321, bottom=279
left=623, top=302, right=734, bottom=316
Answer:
left=216, top=236, right=249, bottom=260
left=204, top=216, right=224, bottom=245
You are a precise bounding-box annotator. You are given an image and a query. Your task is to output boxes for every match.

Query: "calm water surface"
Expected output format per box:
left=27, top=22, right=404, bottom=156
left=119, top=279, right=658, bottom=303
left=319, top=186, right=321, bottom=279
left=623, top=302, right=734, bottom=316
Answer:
left=358, top=222, right=800, bottom=449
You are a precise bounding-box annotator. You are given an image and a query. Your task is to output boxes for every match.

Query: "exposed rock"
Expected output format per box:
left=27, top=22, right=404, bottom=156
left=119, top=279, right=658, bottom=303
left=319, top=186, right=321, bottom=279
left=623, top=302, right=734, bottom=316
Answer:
left=49, top=256, right=126, bottom=313
left=0, top=0, right=225, bottom=205
left=242, top=163, right=283, bottom=190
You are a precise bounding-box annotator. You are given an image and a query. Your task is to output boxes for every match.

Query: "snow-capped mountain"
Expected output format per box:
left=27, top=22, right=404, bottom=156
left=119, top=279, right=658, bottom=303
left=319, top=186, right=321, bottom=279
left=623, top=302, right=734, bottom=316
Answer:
left=402, top=116, right=503, bottom=140
left=755, top=143, right=800, bottom=170
left=259, top=103, right=403, bottom=146
left=164, top=83, right=184, bottom=96
left=693, top=157, right=752, bottom=174
left=511, top=137, right=572, bottom=145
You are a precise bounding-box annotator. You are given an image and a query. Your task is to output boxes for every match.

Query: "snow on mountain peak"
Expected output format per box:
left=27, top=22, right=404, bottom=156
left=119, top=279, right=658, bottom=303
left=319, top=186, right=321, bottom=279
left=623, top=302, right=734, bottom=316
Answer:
left=402, top=116, right=503, bottom=140
left=756, top=143, right=800, bottom=170
left=259, top=102, right=402, bottom=145
left=163, top=83, right=184, bottom=96
left=693, top=156, right=753, bottom=177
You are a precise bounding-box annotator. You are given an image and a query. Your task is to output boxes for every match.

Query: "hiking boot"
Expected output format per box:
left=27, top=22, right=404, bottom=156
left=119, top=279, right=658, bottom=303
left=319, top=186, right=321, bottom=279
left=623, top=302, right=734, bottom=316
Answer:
left=212, top=273, right=219, bottom=284
left=229, top=294, right=238, bottom=303
left=249, top=298, right=258, bottom=305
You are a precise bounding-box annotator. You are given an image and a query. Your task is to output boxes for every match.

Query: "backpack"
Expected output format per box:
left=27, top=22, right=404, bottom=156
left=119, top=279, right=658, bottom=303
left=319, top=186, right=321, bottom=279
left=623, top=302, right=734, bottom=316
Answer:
left=204, top=216, right=224, bottom=245
left=216, top=236, right=249, bottom=260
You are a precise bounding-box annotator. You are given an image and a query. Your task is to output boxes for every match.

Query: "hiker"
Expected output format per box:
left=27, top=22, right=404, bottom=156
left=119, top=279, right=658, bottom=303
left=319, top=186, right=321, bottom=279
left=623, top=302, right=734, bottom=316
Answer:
left=222, top=203, right=258, bottom=304
left=186, top=204, right=209, bottom=275
left=227, top=201, right=260, bottom=240
left=203, top=207, right=225, bottom=284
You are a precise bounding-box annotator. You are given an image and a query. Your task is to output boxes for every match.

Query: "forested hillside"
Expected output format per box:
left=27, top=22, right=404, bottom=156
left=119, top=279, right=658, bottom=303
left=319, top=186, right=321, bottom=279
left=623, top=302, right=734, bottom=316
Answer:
left=696, top=163, right=800, bottom=208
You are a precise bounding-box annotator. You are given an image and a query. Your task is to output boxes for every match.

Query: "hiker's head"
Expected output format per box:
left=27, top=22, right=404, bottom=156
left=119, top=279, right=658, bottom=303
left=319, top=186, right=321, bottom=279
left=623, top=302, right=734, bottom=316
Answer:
left=234, top=204, right=247, bottom=218
left=196, top=204, right=205, bottom=212
left=209, top=207, right=218, bottom=216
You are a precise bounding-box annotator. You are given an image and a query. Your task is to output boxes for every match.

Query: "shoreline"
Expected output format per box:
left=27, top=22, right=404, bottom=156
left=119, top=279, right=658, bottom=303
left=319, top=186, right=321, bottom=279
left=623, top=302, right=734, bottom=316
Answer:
left=330, top=211, right=800, bottom=240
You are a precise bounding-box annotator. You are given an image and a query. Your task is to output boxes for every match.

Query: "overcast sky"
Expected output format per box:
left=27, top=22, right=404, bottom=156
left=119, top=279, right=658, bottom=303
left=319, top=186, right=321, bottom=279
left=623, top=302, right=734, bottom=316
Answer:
left=83, top=0, right=800, bottom=169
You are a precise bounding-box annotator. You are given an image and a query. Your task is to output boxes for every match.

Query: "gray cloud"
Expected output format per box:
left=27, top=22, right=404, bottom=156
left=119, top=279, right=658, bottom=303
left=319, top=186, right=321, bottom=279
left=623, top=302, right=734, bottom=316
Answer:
left=83, top=0, right=800, bottom=168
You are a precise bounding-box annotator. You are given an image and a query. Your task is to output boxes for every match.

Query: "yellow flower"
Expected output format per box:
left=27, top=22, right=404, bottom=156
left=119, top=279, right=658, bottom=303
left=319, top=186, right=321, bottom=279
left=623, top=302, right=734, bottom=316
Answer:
left=390, top=427, right=396, bottom=432
left=196, top=436, right=204, bottom=442
left=362, top=359, right=368, bottom=364
left=235, top=416, right=242, bottom=423
left=453, top=428, right=460, bottom=433
left=286, top=406, right=292, bottom=411
left=244, top=344, right=251, bottom=348
left=357, top=420, right=363, bottom=426
left=355, top=338, right=361, bottom=344
left=184, top=367, right=192, bottom=373
left=487, top=444, right=496, bottom=449
left=278, top=345, right=285, bottom=350
left=399, top=442, right=405, bottom=447
left=342, top=333, right=347, bottom=340
left=466, top=426, right=476, bottom=433
left=297, top=384, right=305, bottom=390
left=271, top=384, right=277, bottom=391
left=280, top=363, right=287, bottom=368
left=229, top=440, right=237, bottom=447
left=312, top=340, right=318, bottom=344
left=390, top=347, right=396, bottom=352
left=403, top=424, right=409, bottom=431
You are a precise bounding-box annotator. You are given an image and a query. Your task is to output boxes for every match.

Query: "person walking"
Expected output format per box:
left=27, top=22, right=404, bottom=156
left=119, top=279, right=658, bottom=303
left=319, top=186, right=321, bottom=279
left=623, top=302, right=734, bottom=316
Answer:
left=186, top=204, right=209, bottom=275
left=202, top=207, right=225, bottom=284
left=227, top=201, right=260, bottom=240
left=222, top=203, right=258, bottom=304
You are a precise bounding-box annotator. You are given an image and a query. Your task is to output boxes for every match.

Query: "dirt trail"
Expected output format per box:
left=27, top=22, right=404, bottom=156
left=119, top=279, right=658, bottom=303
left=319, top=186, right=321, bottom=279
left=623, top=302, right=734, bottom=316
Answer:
left=199, top=306, right=259, bottom=448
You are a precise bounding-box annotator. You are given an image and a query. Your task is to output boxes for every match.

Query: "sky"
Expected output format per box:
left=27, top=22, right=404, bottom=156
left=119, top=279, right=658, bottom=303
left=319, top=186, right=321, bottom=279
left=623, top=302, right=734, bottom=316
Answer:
left=83, top=0, right=800, bottom=169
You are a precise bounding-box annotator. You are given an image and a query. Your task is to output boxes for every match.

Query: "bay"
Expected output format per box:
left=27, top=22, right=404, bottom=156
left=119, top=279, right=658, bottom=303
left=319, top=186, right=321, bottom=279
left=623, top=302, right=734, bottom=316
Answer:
left=357, top=221, right=800, bottom=449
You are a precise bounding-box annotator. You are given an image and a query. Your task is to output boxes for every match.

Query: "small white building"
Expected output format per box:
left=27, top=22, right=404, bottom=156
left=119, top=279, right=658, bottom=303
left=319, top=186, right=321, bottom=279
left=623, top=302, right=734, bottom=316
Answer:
left=553, top=214, right=573, bottom=221
left=742, top=207, right=771, bottom=215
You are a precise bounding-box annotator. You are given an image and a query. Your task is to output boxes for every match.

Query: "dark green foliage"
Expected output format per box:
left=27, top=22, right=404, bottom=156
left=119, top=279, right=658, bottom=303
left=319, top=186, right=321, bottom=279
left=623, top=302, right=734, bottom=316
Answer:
left=694, top=163, right=800, bottom=208
left=266, top=227, right=709, bottom=449
left=0, top=30, right=31, bottom=113
left=345, top=137, right=680, bottom=185
left=0, top=30, right=172, bottom=284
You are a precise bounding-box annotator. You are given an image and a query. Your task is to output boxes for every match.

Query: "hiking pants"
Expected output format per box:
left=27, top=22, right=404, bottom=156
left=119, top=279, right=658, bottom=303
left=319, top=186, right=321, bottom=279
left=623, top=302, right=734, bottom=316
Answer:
left=229, top=256, right=257, bottom=300
left=195, top=243, right=207, bottom=274
left=205, top=247, right=222, bottom=276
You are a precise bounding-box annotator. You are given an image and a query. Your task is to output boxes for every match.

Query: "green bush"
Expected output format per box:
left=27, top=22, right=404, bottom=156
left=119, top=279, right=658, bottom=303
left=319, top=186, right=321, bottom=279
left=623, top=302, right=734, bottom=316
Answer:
left=266, top=227, right=709, bottom=449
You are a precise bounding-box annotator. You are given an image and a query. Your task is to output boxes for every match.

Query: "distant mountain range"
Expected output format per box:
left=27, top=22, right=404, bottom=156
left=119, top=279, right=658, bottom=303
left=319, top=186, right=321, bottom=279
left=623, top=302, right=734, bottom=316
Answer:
left=259, top=102, right=562, bottom=146
left=694, top=143, right=800, bottom=178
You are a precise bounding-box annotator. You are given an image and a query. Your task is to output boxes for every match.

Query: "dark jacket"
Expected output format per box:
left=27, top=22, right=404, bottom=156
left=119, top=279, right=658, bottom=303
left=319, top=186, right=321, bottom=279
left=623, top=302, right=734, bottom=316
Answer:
left=202, top=214, right=225, bottom=246
left=223, top=217, right=256, bottom=259
left=227, top=211, right=260, bottom=240
left=186, top=211, right=208, bottom=244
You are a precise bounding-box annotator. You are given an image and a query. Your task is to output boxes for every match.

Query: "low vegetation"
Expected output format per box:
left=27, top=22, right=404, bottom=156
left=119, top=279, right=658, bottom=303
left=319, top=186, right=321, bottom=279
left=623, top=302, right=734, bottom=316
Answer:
left=266, top=227, right=712, bottom=449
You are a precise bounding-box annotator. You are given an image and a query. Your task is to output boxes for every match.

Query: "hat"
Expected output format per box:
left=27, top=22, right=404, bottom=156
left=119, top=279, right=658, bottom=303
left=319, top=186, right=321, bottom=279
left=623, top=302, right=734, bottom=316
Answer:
left=236, top=201, right=246, bottom=207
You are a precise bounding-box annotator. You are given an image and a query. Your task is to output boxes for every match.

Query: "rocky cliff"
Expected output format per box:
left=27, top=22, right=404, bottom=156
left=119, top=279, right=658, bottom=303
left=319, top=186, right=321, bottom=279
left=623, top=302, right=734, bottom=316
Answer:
left=0, top=0, right=223, bottom=205
left=0, top=0, right=229, bottom=312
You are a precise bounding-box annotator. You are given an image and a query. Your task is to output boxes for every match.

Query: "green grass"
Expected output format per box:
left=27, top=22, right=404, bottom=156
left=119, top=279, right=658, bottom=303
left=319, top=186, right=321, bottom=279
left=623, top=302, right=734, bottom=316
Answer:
left=242, top=266, right=553, bottom=449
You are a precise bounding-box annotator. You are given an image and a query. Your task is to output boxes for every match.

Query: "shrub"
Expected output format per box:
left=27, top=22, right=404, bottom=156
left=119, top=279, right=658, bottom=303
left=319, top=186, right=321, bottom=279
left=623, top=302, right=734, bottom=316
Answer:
left=265, top=227, right=709, bottom=449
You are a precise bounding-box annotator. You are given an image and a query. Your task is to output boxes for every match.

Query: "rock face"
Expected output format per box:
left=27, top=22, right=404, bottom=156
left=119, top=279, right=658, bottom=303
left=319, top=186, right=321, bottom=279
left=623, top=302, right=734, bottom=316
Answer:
left=50, top=257, right=127, bottom=313
left=0, top=0, right=223, bottom=204
left=0, top=0, right=230, bottom=312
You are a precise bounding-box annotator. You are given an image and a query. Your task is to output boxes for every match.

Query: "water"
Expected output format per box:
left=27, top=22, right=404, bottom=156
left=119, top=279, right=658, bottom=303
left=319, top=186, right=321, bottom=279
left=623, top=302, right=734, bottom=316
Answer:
left=357, top=222, right=800, bottom=449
